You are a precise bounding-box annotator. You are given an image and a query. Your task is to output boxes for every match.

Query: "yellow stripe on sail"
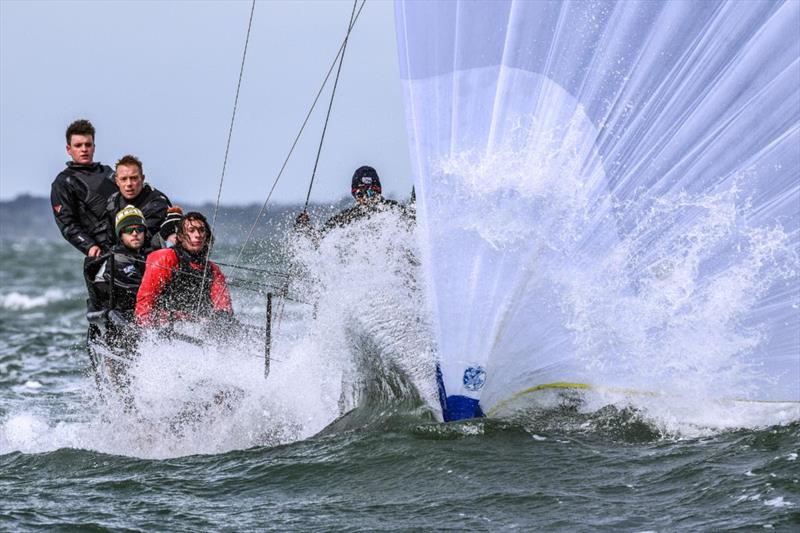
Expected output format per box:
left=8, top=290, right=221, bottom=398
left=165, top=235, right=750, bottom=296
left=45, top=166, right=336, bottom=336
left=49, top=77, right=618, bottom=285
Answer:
left=485, top=382, right=799, bottom=417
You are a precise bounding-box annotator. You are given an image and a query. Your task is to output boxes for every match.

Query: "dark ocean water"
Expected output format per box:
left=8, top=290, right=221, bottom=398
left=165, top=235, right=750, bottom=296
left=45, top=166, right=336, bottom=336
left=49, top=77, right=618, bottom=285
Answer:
left=1, top=240, right=798, bottom=531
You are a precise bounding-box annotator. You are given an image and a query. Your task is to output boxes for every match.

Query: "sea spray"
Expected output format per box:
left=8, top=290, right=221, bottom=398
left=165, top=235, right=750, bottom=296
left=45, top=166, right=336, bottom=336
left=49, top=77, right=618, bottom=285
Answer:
left=288, top=207, right=439, bottom=418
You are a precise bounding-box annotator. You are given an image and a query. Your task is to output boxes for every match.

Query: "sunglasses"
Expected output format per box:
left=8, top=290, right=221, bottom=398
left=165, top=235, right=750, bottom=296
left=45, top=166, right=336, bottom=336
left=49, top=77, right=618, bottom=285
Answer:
left=122, top=225, right=146, bottom=235
left=353, top=186, right=380, bottom=199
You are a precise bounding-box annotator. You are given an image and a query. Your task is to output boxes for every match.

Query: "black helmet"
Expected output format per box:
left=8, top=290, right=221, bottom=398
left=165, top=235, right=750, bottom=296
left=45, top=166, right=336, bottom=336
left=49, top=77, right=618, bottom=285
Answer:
left=351, top=166, right=381, bottom=194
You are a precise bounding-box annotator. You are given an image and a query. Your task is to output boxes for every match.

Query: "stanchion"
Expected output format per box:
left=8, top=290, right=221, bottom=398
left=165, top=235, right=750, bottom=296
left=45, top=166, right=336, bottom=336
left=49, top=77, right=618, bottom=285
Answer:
left=265, top=292, right=272, bottom=378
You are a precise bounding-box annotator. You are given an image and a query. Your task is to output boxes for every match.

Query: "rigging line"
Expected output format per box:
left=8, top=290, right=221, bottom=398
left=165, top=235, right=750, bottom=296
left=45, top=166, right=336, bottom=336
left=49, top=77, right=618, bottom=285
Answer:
left=274, top=0, right=360, bottom=319
left=92, top=334, right=288, bottom=365
left=304, top=0, right=359, bottom=209
left=230, top=0, right=367, bottom=271
left=117, top=255, right=310, bottom=304
left=213, top=261, right=290, bottom=278
left=198, top=0, right=257, bottom=313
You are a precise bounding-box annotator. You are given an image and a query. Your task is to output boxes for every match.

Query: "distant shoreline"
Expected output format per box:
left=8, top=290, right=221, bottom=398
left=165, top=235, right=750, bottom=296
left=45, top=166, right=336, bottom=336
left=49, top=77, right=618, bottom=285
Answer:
left=0, top=194, right=349, bottom=242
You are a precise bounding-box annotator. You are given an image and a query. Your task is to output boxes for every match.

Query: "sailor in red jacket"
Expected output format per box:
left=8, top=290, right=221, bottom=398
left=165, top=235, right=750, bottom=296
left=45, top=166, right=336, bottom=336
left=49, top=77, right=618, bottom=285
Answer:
left=135, top=211, right=233, bottom=327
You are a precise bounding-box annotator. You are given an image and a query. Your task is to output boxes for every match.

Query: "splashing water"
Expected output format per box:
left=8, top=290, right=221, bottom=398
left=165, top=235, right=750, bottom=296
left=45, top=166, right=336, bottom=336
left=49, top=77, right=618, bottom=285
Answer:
left=289, top=208, right=439, bottom=419
left=1, top=330, right=332, bottom=459
left=0, top=210, right=436, bottom=458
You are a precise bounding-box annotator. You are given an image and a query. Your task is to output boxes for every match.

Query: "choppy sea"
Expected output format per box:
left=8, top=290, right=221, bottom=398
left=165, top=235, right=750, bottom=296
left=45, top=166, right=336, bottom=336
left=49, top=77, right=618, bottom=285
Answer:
left=1, top=239, right=798, bottom=531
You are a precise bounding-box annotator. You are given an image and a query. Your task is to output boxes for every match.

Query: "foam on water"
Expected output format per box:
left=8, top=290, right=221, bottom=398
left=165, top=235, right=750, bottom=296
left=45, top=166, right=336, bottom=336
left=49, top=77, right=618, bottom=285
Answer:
left=0, top=289, right=69, bottom=310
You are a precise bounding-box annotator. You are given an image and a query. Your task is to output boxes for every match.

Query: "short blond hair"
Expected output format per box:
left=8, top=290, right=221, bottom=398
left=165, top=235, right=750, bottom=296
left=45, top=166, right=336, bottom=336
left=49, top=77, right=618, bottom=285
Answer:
left=116, top=154, right=143, bottom=174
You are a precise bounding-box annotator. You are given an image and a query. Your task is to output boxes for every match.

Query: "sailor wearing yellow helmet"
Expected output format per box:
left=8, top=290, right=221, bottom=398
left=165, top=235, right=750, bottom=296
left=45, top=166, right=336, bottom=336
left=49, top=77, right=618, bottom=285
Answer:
left=86, top=205, right=150, bottom=319
left=85, top=205, right=151, bottom=398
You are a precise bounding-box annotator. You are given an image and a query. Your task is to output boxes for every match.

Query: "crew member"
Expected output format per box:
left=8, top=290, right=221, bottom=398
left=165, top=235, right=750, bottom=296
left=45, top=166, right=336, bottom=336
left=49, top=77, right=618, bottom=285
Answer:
left=135, top=212, right=233, bottom=327
left=86, top=206, right=149, bottom=318
left=151, top=206, right=184, bottom=250
left=295, top=165, right=412, bottom=236
left=51, top=119, right=116, bottom=257
left=85, top=206, right=150, bottom=397
left=105, top=154, right=171, bottom=246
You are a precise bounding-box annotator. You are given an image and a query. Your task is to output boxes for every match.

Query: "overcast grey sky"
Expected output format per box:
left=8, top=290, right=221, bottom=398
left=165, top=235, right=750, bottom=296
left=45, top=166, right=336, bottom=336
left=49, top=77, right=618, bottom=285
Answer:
left=0, top=0, right=412, bottom=205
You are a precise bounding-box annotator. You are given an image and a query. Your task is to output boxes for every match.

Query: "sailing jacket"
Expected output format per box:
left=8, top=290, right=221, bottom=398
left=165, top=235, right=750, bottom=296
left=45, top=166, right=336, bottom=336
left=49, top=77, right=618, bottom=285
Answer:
left=85, top=245, right=148, bottom=316
left=51, top=162, right=116, bottom=254
left=321, top=198, right=412, bottom=234
left=135, top=245, right=233, bottom=326
left=106, top=184, right=171, bottom=247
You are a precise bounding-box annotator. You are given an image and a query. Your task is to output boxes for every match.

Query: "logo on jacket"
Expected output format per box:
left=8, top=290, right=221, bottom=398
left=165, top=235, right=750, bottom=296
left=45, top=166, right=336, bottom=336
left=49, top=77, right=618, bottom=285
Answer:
left=53, top=204, right=62, bottom=214
left=123, top=264, right=136, bottom=276
left=463, top=366, right=486, bottom=392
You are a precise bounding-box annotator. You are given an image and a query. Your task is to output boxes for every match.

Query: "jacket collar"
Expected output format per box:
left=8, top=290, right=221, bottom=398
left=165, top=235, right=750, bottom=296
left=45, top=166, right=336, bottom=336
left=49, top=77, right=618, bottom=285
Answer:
left=115, top=183, right=153, bottom=206
left=66, top=161, right=104, bottom=170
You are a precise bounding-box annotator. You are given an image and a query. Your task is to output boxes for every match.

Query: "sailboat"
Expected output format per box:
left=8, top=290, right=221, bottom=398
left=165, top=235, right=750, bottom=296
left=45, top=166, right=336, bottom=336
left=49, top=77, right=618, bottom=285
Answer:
left=89, top=0, right=799, bottom=427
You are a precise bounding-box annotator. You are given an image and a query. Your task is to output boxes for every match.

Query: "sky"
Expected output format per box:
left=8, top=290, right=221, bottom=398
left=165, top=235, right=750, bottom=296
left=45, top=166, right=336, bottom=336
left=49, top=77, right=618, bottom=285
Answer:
left=0, top=0, right=413, bottom=206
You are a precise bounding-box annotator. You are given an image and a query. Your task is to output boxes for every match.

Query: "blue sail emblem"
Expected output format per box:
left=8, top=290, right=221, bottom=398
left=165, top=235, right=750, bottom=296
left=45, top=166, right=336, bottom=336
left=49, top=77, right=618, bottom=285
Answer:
left=463, top=366, right=486, bottom=392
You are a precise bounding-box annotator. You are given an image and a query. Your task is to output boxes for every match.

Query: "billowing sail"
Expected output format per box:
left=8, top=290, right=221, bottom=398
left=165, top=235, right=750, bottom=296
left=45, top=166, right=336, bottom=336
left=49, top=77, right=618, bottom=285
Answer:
left=394, top=0, right=799, bottom=421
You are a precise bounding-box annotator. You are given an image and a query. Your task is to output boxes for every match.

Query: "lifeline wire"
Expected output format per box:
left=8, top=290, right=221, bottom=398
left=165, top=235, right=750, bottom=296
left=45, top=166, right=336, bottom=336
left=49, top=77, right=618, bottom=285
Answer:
left=230, top=0, right=367, bottom=271
left=198, top=0, right=257, bottom=312
left=112, top=254, right=308, bottom=304
left=304, top=0, right=359, bottom=209
left=213, top=261, right=290, bottom=278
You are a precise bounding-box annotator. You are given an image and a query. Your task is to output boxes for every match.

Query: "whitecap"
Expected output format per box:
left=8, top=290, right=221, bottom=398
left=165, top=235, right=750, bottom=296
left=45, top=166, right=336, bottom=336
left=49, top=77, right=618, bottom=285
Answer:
left=0, top=289, right=67, bottom=310
left=764, top=496, right=793, bottom=508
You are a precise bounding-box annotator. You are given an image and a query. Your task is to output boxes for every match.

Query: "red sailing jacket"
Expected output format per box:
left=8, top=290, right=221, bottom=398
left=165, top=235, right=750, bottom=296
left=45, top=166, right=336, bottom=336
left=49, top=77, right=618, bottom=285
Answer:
left=135, top=247, right=233, bottom=327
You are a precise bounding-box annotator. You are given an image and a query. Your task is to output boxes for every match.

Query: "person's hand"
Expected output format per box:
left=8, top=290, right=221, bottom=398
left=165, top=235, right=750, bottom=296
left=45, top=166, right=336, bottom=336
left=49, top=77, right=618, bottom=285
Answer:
left=87, top=245, right=102, bottom=257
left=295, top=211, right=310, bottom=227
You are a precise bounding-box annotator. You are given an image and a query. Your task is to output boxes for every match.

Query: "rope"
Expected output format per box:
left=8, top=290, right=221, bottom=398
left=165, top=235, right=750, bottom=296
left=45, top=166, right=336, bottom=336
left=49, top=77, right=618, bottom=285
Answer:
left=197, top=0, right=257, bottom=313
left=303, top=0, right=358, bottom=209
left=213, top=261, right=290, bottom=278
left=108, top=254, right=310, bottom=304
left=230, top=0, right=367, bottom=271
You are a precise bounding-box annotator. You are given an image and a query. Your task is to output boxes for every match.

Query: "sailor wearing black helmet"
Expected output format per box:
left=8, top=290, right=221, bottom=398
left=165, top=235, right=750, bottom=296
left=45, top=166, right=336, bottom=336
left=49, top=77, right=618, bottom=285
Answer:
left=295, top=166, right=412, bottom=236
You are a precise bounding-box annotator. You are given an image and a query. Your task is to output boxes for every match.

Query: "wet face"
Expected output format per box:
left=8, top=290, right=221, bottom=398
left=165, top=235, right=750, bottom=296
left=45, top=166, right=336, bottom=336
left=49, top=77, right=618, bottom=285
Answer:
left=119, top=225, right=145, bottom=250
left=178, top=219, right=207, bottom=254
left=115, top=164, right=145, bottom=200
left=66, top=134, right=95, bottom=165
left=353, top=185, right=381, bottom=205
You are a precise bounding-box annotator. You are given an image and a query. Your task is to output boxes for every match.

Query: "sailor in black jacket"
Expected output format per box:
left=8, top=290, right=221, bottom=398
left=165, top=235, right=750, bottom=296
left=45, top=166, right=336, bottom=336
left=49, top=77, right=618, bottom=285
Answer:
left=50, top=119, right=116, bottom=256
left=85, top=206, right=149, bottom=400
left=87, top=206, right=149, bottom=318
left=105, top=154, right=172, bottom=247
left=295, top=166, right=413, bottom=239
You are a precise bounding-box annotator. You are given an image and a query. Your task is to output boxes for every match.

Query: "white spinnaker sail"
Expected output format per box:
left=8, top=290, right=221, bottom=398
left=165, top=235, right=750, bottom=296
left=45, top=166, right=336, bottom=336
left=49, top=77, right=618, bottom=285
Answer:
left=395, top=0, right=799, bottom=420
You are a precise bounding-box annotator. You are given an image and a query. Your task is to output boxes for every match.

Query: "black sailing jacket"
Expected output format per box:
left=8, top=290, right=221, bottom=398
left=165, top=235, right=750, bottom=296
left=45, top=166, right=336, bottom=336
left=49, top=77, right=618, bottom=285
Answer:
left=85, top=245, right=148, bottom=316
left=321, top=198, right=412, bottom=234
left=50, top=162, right=116, bottom=254
left=105, top=184, right=171, bottom=246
